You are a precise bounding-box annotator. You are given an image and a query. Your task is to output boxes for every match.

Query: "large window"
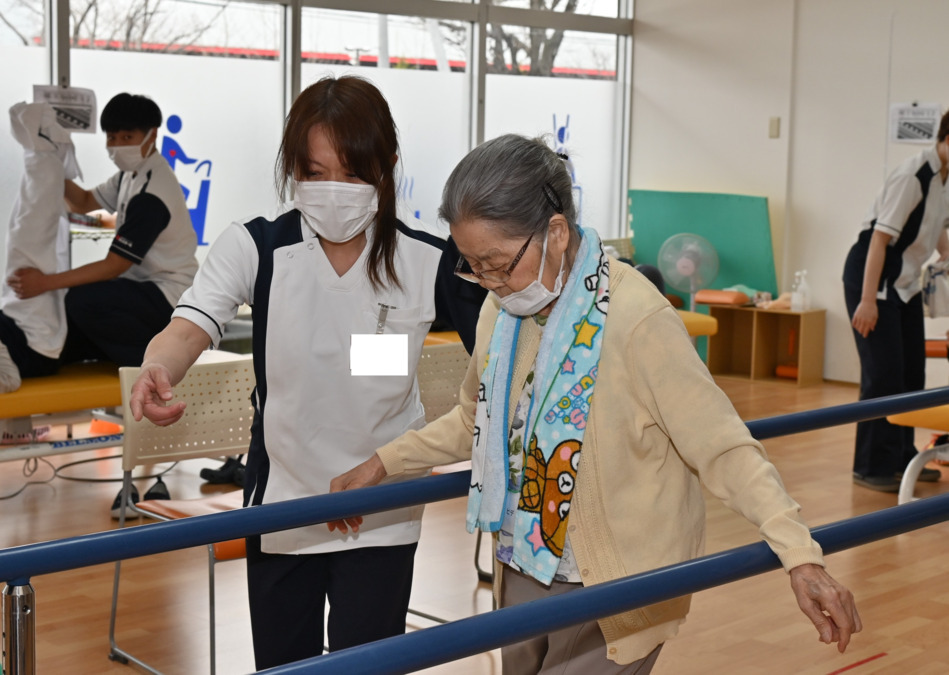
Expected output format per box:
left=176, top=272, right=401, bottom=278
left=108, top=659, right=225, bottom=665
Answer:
left=68, top=0, right=284, bottom=259
left=302, top=8, right=472, bottom=232
left=0, top=0, right=632, bottom=268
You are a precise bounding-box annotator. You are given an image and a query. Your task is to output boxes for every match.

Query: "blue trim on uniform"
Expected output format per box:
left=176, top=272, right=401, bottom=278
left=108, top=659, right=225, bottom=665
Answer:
left=241, top=209, right=306, bottom=507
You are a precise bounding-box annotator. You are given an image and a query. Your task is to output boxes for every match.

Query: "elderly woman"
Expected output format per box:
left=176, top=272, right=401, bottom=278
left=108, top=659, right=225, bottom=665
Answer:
left=331, top=134, right=861, bottom=673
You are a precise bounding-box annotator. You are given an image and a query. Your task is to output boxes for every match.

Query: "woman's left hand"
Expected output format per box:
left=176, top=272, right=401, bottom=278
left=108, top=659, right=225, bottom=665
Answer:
left=7, top=267, right=47, bottom=299
left=789, top=563, right=862, bottom=652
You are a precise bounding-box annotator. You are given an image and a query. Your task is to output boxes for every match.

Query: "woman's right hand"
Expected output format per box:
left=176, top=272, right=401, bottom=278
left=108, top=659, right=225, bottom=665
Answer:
left=129, top=363, right=187, bottom=425
left=327, top=454, right=388, bottom=534
left=851, top=300, right=878, bottom=338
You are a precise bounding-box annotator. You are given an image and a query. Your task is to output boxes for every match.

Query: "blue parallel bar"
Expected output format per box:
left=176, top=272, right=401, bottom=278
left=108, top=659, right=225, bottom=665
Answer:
left=0, top=471, right=471, bottom=584
left=262, top=492, right=949, bottom=675
left=3, top=386, right=949, bottom=585
left=746, top=385, right=949, bottom=440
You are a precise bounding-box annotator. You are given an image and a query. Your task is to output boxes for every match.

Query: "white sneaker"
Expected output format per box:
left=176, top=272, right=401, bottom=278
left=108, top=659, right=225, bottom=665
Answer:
left=0, top=341, right=22, bottom=393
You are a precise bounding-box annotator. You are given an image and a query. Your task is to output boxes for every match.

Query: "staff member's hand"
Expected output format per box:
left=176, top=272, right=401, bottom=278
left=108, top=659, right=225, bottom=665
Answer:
left=851, top=300, right=878, bottom=338
left=789, top=563, right=862, bottom=652
left=7, top=267, right=48, bottom=299
left=129, top=363, right=187, bottom=426
left=327, top=454, right=387, bottom=534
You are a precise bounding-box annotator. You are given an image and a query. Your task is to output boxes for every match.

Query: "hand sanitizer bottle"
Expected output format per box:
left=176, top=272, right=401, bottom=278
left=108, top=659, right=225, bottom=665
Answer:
left=790, top=271, right=803, bottom=311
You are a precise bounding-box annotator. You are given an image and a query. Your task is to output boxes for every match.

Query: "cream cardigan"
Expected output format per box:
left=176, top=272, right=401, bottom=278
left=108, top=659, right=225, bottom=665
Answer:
left=377, top=258, right=823, bottom=664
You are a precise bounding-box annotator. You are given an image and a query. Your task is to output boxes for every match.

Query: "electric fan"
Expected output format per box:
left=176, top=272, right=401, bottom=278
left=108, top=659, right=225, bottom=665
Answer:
left=656, top=233, right=720, bottom=311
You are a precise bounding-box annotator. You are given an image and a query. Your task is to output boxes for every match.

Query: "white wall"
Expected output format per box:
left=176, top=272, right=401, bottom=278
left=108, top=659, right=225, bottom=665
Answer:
left=630, top=0, right=949, bottom=385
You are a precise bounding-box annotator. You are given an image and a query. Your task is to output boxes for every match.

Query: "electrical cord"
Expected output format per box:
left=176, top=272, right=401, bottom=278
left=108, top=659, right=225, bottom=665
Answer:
left=54, top=454, right=178, bottom=482
left=0, top=456, right=57, bottom=500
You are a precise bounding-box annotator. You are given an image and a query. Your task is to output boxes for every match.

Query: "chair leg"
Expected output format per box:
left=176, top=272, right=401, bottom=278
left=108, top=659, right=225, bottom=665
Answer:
left=473, top=530, right=493, bottom=584
left=898, top=449, right=938, bottom=505
left=107, top=472, right=164, bottom=674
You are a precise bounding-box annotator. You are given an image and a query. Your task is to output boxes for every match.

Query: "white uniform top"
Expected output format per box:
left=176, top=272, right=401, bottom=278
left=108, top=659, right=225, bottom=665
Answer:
left=859, top=146, right=949, bottom=302
left=93, top=151, right=198, bottom=306
left=173, top=212, right=447, bottom=554
left=2, top=102, right=80, bottom=358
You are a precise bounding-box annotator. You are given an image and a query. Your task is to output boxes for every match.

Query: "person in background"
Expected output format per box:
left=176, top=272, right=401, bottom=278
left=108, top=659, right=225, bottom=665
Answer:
left=8, top=92, right=198, bottom=370
left=844, top=109, right=949, bottom=492
left=128, top=75, right=484, bottom=669
left=331, top=133, right=861, bottom=674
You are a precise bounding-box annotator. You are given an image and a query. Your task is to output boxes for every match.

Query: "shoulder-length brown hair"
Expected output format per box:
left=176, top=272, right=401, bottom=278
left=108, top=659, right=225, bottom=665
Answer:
left=276, top=75, right=401, bottom=291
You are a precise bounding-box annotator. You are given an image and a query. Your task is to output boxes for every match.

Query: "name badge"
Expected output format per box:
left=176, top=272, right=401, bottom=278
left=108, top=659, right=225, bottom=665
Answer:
left=351, top=334, right=408, bottom=376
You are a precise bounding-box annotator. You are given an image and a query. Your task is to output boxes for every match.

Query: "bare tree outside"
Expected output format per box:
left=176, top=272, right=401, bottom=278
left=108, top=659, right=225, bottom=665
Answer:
left=437, top=0, right=594, bottom=78
left=0, top=0, right=233, bottom=54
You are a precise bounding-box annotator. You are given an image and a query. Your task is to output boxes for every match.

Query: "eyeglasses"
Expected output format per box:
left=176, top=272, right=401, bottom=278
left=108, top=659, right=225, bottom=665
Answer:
left=454, top=232, right=534, bottom=284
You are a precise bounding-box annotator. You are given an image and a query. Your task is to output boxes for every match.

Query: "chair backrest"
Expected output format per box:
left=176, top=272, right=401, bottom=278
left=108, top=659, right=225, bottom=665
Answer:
left=416, top=341, right=470, bottom=423
left=118, top=354, right=256, bottom=472
left=602, top=236, right=634, bottom=262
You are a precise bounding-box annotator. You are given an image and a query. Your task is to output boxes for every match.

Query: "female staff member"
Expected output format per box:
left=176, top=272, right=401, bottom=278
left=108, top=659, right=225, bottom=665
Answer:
left=332, top=134, right=861, bottom=673
left=129, top=75, right=483, bottom=669
left=844, top=110, right=949, bottom=492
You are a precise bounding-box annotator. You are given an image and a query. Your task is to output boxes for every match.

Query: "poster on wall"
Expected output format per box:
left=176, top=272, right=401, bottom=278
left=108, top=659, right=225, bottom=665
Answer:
left=32, top=85, right=97, bottom=134
left=889, top=102, right=942, bottom=144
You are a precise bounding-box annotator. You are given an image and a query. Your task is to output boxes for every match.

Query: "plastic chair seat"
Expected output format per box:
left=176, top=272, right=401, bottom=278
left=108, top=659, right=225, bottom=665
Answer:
left=136, top=490, right=246, bottom=561
left=887, top=404, right=949, bottom=504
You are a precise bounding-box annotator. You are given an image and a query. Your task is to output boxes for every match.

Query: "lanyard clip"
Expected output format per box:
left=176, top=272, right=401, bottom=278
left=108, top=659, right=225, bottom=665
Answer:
left=376, top=303, right=394, bottom=334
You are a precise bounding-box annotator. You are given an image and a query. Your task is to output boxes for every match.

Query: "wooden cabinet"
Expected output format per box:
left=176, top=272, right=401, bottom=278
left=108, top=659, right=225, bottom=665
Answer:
left=706, top=306, right=826, bottom=386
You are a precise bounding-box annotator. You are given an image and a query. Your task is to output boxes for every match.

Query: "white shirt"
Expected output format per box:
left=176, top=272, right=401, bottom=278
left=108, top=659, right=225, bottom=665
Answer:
left=174, top=214, right=445, bottom=554
left=860, top=146, right=949, bottom=302
left=93, top=152, right=198, bottom=306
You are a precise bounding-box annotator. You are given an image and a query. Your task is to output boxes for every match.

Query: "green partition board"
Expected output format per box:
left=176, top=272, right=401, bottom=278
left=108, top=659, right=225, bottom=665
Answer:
left=628, top=189, right=778, bottom=359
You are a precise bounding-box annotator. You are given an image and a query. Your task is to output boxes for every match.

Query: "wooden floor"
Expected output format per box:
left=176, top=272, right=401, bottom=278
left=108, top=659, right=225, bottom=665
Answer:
left=3, top=375, right=949, bottom=674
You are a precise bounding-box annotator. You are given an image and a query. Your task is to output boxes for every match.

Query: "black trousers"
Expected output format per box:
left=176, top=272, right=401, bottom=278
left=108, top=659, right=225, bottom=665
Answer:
left=245, top=535, right=417, bottom=670
left=61, top=278, right=173, bottom=367
left=0, top=311, right=59, bottom=377
left=843, top=280, right=925, bottom=477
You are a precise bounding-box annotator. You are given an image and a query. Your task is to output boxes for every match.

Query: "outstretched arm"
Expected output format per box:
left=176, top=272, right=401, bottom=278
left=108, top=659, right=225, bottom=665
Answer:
left=130, top=318, right=212, bottom=425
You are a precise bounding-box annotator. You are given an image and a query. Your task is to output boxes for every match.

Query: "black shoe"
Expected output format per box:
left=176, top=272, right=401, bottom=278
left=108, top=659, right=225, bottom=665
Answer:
left=111, top=484, right=140, bottom=519
left=200, top=457, right=244, bottom=485
left=852, top=473, right=900, bottom=492
left=233, top=463, right=245, bottom=488
left=143, top=477, right=171, bottom=500
left=896, top=467, right=941, bottom=483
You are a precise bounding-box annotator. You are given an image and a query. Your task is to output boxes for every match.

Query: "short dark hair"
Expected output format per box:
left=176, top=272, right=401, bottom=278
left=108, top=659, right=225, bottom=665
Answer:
left=100, top=93, right=162, bottom=133
left=939, top=109, right=949, bottom=144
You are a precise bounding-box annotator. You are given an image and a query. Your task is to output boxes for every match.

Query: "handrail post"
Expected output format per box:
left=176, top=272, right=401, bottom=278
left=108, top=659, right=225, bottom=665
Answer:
left=2, top=581, right=36, bottom=675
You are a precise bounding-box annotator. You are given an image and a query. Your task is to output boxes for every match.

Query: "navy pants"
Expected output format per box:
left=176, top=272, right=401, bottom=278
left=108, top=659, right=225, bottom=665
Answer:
left=61, top=278, right=173, bottom=367
left=843, top=279, right=925, bottom=478
left=246, top=535, right=417, bottom=670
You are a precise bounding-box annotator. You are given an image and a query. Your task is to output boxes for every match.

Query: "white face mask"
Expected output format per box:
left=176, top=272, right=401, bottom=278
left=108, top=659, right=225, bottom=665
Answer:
left=294, top=180, right=379, bottom=243
left=497, top=229, right=566, bottom=316
left=108, top=129, right=155, bottom=173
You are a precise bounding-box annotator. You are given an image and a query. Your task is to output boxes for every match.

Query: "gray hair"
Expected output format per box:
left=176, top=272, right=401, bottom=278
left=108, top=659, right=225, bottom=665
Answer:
left=438, top=134, right=578, bottom=239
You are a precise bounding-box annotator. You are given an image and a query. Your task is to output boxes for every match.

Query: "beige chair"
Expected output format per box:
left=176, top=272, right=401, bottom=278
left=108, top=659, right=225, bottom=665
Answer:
left=603, top=236, right=634, bottom=261
left=108, top=353, right=256, bottom=675
left=416, top=341, right=471, bottom=423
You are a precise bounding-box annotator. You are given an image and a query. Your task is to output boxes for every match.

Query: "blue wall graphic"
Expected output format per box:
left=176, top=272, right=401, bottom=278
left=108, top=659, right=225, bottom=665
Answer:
left=161, top=114, right=212, bottom=245
left=553, top=113, right=582, bottom=225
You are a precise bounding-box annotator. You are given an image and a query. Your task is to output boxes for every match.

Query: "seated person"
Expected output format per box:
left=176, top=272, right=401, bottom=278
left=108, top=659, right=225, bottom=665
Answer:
left=7, top=93, right=198, bottom=370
